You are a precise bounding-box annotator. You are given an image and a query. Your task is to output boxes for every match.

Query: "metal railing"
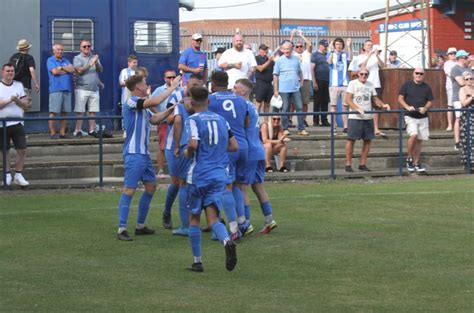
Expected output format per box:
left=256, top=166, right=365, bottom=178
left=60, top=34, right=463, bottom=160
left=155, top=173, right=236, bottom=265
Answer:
left=1, top=108, right=472, bottom=189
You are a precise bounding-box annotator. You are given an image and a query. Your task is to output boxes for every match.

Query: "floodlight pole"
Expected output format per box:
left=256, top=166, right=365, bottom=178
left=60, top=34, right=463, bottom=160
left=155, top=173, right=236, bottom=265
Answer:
left=383, top=0, right=390, bottom=63
left=279, top=0, right=282, bottom=31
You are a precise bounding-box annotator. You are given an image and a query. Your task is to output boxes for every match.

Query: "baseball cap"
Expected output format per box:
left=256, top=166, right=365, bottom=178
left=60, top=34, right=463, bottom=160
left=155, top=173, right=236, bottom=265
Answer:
left=214, top=47, right=226, bottom=55
left=319, top=39, right=329, bottom=47
left=389, top=50, right=397, bottom=56
left=192, top=33, right=203, bottom=40
left=258, top=44, right=269, bottom=50
left=447, top=47, right=457, bottom=54
left=456, top=50, right=470, bottom=58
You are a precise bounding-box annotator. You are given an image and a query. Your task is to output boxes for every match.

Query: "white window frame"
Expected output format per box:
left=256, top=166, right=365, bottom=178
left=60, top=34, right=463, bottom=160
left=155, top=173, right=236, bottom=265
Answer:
left=51, top=18, right=94, bottom=52
left=133, top=20, right=172, bottom=54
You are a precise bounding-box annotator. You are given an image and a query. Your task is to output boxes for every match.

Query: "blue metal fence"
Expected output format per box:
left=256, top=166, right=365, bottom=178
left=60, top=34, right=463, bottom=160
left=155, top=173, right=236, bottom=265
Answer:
left=1, top=108, right=472, bottom=189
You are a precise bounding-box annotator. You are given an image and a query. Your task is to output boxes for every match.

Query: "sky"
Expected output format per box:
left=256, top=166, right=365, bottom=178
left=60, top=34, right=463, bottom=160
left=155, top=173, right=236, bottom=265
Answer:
left=180, top=0, right=386, bottom=21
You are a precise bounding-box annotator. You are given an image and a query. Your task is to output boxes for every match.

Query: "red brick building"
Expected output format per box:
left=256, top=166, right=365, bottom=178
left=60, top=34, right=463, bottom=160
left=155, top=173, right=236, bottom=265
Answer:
left=362, top=0, right=473, bottom=67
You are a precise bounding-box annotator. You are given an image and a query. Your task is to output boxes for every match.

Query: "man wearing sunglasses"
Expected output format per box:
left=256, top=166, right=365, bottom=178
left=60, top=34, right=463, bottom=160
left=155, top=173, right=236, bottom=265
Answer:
left=73, top=40, right=104, bottom=138
left=178, top=33, right=208, bottom=86
left=398, top=68, right=434, bottom=174
left=345, top=67, right=390, bottom=173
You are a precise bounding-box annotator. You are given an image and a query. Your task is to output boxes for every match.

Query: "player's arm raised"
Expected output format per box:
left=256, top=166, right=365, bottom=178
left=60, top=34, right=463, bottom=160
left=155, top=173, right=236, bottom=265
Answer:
left=143, top=76, right=181, bottom=108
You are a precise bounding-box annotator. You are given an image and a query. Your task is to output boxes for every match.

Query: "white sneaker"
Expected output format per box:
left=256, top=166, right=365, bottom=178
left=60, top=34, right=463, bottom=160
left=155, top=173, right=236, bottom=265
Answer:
left=14, top=173, right=30, bottom=187
left=73, top=130, right=87, bottom=137
left=3, top=173, right=12, bottom=186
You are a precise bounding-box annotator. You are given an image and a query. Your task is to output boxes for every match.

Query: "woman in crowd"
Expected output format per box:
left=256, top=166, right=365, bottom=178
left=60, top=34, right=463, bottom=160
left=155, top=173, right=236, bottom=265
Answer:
left=261, top=116, right=289, bottom=173
left=458, top=71, right=474, bottom=172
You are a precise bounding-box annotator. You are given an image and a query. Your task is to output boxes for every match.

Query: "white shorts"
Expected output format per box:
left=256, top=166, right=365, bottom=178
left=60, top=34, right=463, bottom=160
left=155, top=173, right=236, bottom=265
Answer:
left=74, top=89, right=100, bottom=113
left=405, top=116, right=429, bottom=140
left=329, top=86, right=347, bottom=107
left=453, top=101, right=462, bottom=118
left=446, top=86, right=453, bottom=107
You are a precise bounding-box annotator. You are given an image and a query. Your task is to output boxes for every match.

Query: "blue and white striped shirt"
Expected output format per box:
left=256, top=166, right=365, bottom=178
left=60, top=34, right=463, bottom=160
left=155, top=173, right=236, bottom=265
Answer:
left=123, top=95, right=152, bottom=155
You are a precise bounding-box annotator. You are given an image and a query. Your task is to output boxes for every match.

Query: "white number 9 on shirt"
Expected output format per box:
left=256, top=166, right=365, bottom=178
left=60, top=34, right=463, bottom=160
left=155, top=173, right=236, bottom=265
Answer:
left=222, top=100, right=236, bottom=118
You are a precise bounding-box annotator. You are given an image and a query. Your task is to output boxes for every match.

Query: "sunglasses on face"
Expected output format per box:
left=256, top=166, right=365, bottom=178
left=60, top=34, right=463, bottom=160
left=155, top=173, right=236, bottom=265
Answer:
left=272, top=118, right=281, bottom=121
left=359, top=72, right=369, bottom=77
left=295, top=45, right=303, bottom=48
left=415, top=72, right=424, bottom=76
left=166, top=76, right=176, bottom=79
left=194, top=39, right=202, bottom=42
left=465, top=78, right=474, bottom=81
left=82, top=45, right=91, bottom=48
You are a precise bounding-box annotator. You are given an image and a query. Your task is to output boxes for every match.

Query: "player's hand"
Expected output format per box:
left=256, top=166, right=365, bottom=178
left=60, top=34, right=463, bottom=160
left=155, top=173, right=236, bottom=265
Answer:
left=174, top=147, right=180, bottom=158
left=170, top=75, right=181, bottom=90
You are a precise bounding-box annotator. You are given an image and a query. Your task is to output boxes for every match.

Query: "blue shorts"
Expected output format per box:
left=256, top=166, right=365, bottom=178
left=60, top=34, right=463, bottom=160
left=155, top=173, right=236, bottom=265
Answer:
left=49, top=91, right=72, bottom=114
left=186, top=181, right=226, bottom=215
left=242, top=159, right=266, bottom=185
left=178, top=146, right=192, bottom=180
left=227, top=149, right=248, bottom=184
left=123, top=154, right=156, bottom=188
left=165, top=149, right=179, bottom=177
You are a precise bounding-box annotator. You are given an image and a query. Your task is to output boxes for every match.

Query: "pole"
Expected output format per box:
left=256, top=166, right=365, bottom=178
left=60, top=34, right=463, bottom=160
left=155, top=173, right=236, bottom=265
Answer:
left=383, top=0, right=390, bottom=63
left=278, top=0, right=282, bottom=31
left=426, top=0, right=432, bottom=67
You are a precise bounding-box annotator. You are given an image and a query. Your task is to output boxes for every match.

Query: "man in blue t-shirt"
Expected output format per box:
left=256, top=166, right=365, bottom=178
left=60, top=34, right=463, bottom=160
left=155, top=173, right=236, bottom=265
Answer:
left=184, top=86, right=238, bottom=272
left=116, top=74, right=180, bottom=241
left=209, top=71, right=248, bottom=240
left=178, top=33, right=208, bottom=86
left=46, top=43, right=75, bottom=139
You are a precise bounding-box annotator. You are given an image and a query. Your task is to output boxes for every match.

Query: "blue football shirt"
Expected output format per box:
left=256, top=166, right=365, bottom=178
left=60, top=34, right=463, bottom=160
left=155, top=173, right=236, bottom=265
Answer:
left=245, top=101, right=265, bottom=161
left=123, top=95, right=152, bottom=155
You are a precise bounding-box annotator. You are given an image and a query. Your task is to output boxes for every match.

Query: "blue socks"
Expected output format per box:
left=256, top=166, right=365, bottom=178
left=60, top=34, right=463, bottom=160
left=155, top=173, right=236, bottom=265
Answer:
left=118, top=193, right=133, bottom=227
left=222, top=190, right=237, bottom=223
left=164, top=184, right=179, bottom=215
left=244, top=204, right=251, bottom=221
left=260, top=201, right=273, bottom=216
left=137, top=191, right=154, bottom=224
left=189, top=225, right=201, bottom=257
left=178, top=186, right=189, bottom=228
left=233, top=186, right=245, bottom=219
left=211, top=221, right=230, bottom=242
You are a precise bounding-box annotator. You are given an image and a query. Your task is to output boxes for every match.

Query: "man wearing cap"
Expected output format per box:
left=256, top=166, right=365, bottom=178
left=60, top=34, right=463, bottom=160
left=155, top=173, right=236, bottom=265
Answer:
left=444, top=47, right=458, bottom=132
left=451, top=49, right=472, bottom=150
left=311, top=39, right=330, bottom=127
left=46, top=43, right=75, bottom=139
left=218, top=34, right=257, bottom=90
left=255, top=43, right=274, bottom=113
left=386, top=51, right=403, bottom=68
left=178, top=33, right=208, bottom=85
left=9, top=39, right=40, bottom=109
left=211, top=47, right=226, bottom=74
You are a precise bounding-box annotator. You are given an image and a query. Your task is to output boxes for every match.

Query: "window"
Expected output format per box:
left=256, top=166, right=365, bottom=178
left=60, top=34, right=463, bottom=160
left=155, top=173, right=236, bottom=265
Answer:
left=52, top=19, right=94, bottom=52
left=134, top=21, right=172, bottom=54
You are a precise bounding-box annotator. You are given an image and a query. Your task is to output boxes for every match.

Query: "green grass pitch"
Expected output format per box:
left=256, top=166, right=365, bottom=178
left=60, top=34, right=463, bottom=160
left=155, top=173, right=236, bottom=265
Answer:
left=1, top=177, right=473, bottom=312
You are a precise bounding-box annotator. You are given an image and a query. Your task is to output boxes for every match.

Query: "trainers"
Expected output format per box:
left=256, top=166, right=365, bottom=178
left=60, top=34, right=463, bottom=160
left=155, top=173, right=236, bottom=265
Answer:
left=454, top=142, right=462, bottom=151
left=298, top=130, right=309, bottom=136
left=279, top=166, right=289, bottom=173
left=260, top=220, right=277, bottom=234
left=344, top=165, right=354, bottom=173
left=224, top=240, right=237, bottom=271
left=244, top=224, right=254, bottom=236
left=117, top=230, right=133, bottom=241
left=358, top=165, right=371, bottom=172
left=343, top=128, right=348, bottom=134
left=172, top=227, right=189, bottom=236
left=73, top=130, right=87, bottom=137
left=3, top=173, right=12, bottom=186
left=415, top=164, right=426, bottom=173
left=238, top=221, right=250, bottom=235
left=13, top=173, right=29, bottom=187
left=230, top=230, right=242, bottom=241
left=406, top=158, right=415, bottom=172
left=162, top=213, right=172, bottom=229
left=187, top=262, right=204, bottom=272
left=89, top=130, right=99, bottom=138
left=135, top=226, right=155, bottom=235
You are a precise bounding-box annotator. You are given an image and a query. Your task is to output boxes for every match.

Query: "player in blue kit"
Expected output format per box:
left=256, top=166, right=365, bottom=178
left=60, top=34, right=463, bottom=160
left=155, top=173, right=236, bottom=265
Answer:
left=184, top=86, right=239, bottom=272
left=117, top=74, right=180, bottom=241
left=208, top=71, right=249, bottom=240
left=234, top=78, right=278, bottom=234
left=165, top=74, right=203, bottom=236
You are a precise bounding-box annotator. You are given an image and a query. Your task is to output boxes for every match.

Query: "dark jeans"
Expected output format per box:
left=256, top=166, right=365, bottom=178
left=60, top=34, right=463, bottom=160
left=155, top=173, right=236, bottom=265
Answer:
left=276, top=91, right=305, bottom=131
left=313, top=79, right=329, bottom=125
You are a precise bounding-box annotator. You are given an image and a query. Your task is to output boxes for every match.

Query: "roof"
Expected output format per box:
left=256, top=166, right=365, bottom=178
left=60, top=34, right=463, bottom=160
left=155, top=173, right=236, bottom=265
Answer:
left=360, top=1, right=419, bottom=20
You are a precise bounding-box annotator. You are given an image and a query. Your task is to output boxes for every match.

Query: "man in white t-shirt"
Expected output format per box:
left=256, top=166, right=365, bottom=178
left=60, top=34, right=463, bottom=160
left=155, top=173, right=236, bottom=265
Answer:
left=344, top=67, right=390, bottom=173
left=291, top=29, right=312, bottom=126
left=218, top=34, right=257, bottom=90
left=0, top=63, right=31, bottom=187
left=443, top=47, right=457, bottom=131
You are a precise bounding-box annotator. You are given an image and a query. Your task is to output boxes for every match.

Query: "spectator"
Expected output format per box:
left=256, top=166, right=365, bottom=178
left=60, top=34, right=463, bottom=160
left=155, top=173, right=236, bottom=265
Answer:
left=254, top=44, right=274, bottom=113
left=458, top=71, right=474, bottom=172
left=218, top=33, right=257, bottom=89
left=261, top=116, right=290, bottom=173
left=327, top=37, right=351, bottom=132
left=470, top=55, right=474, bottom=69
left=73, top=40, right=104, bottom=138
left=0, top=63, right=30, bottom=187
left=151, top=69, right=177, bottom=177
left=398, top=68, right=434, bottom=174
left=116, top=74, right=180, bottom=241
left=344, top=67, right=390, bottom=172
left=211, top=47, right=226, bottom=74
left=311, top=39, right=330, bottom=127
left=274, top=41, right=308, bottom=136
left=291, top=29, right=313, bottom=127
left=9, top=39, right=40, bottom=108
left=386, top=50, right=404, bottom=68
left=178, top=33, right=207, bottom=85
left=451, top=50, right=471, bottom=150
left=46, top=43, right=75, bottom=139
left=433, top=54, right=445, bottom=70
left=357, top=40, right=385, bottom=137
left=119, top=55, right=138, bottom=109
left=444, top=47, right=457, bottom=131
